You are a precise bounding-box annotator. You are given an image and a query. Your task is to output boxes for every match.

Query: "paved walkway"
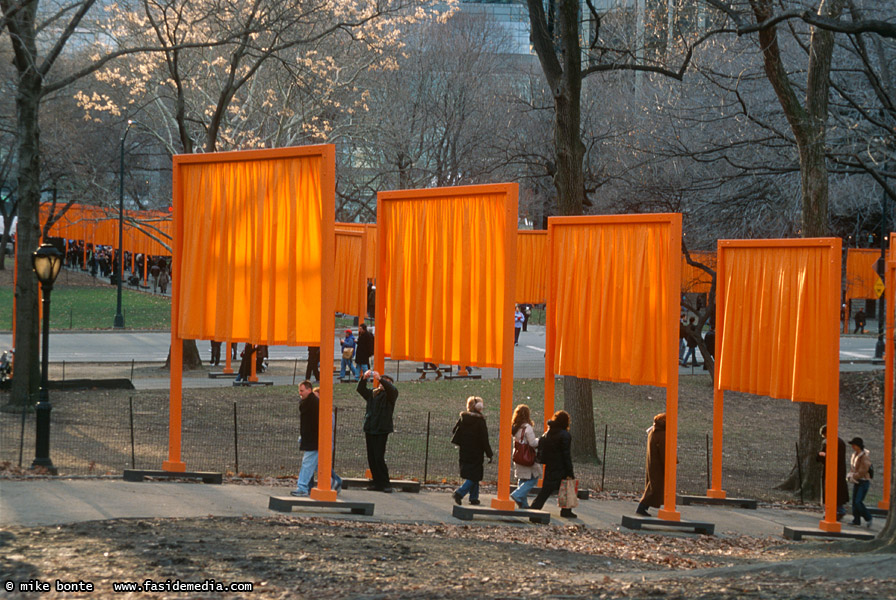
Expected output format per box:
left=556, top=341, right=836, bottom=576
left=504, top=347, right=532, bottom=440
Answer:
left=0, top=478, right=874, bottom=540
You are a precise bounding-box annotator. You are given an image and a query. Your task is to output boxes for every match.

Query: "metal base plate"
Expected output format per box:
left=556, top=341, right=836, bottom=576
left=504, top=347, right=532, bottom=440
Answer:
left=268, top=496, right=374, bottom=515
left=783, top=526, right=875, bottom=541
left=452, top=504, right=550, bottom=524
left=123, top=469, right=222, bottom=484
left=621, top=514, right=714, bottom=535
left=338, top=478, right=421, bottom=493
left=677, top=495, right=757, bottom=509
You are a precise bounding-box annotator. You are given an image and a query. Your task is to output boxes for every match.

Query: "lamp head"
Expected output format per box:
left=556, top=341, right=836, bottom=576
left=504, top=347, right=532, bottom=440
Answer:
left=32, top=243, right=63, bottom=287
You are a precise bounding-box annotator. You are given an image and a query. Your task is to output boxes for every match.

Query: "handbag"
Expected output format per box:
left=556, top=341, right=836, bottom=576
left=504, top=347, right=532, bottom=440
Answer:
left=558, top=477, right=579, bottom=509
left=512, top=431, right=536, bottom=466
left=342, top=347, right=354, bottom=359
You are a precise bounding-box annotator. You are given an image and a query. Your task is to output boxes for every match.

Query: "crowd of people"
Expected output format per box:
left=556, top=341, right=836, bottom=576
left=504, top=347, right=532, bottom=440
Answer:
left=62, top=239, right=172, bottom=294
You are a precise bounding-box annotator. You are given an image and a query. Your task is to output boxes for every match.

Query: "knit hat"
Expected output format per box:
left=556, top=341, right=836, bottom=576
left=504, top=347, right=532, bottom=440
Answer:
left=848, top=437, right=864, bottom=449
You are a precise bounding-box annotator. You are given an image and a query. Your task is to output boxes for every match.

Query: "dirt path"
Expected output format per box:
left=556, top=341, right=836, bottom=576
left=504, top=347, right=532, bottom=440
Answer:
left=2, top=516, right=894, bottom=599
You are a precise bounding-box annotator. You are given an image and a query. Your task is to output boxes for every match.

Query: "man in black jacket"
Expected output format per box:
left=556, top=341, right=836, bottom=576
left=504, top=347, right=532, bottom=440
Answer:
left=357, top=371, right=398, bottom=492
left=291, top=381, right=319, bottom=497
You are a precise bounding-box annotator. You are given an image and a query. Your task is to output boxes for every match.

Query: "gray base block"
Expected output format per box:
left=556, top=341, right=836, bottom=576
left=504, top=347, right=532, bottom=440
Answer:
left=621, top=514, right=714, bottom=535
left=452, top=504, right=550, bottom=524
left=268, top=496, right=374, bottom=515
left=339, top=478, right=421, bottom=493
left=445, top=374, right=482, bottom=380
left=783, top=526, right=875, bottom=541
left=208, top=371, right=236, bottom=378
left=510, top=484, right=589, bottom=500
left=123, top=469, right=222, bottom=484
left=677, top=494, right=757, bottom=509
left=232, top=380, right=273, bottom=386
left=868, top=507, right=888, bottom=517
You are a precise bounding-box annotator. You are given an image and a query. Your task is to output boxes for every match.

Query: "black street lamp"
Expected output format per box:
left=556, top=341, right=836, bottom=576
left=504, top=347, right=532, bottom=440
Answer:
left=32, top=243, right=63, bottom=474
left=114, top=120, right=133, bottom=329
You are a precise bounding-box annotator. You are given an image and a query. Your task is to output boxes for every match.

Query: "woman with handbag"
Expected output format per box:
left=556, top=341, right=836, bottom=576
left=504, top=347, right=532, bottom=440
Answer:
left=509, top=404, right=540, bottom=509
left=451, top=396, right=493, bottom=506
left=529, top=410, right=577, bottom=518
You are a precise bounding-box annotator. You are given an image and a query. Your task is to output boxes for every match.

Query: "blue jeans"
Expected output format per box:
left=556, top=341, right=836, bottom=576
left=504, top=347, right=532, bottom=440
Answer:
left=852, top=479, right=871, bottom=523
left=340, top=357, right=359, bottom=379
left=295, top=450, right=319, bottom=494
left=682, top=346, right=697, bottom=366
left=511, top=476, right=538, bottom=508
left=456, top=479, right=479, bottom=502
left=295, top=449, right=342, bottom=494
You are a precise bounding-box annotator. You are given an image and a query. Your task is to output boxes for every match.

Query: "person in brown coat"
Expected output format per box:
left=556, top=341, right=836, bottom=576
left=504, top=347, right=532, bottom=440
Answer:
left=816, top=425, right=848, bottom=520
left=636, top=413, right=666, bottom=516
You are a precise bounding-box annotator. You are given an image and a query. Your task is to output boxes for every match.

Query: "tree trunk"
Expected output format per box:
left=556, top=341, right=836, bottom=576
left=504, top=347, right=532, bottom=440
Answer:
left=563, top=375, right=597, bottom=461
left=8, top=70, right=42, bottom=408
left=164, top=339, right=203, bottom=370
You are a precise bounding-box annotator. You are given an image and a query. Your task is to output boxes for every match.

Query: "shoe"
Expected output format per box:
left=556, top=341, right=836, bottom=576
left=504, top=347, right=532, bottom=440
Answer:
left=469, top=499, right=481, bottom=506
left=381, top=487, right=394, bottom=494
left=511, top=496, right=525, bottom=509
left=851, top=520, right=861, bottom=526
left=290, top=490, right=308, bottom=497
left=334, top=480, right=342, bottom=494
left=418, top=373, right=427, bottom=380
left=435, top=371, right=442, bottom=380
left=636, top=509, right=650, bottom=516
left=560, top=508, right=577, bottom=518
left=453, top=492, right=463, bottom=505
left=865, top=518, right=873, bottom=529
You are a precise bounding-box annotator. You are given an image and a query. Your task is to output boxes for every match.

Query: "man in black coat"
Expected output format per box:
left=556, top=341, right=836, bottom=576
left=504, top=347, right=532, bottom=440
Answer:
left=305, top=346, right=320, bottom=382
left=291, top=381, right=320, bottom=497
left=357, top=371, right=398, bottom=492
left=817, top=425, right=849, bottom=520
left=529, top=410, right=576, bottom=518
left=355, top=324, right=374, bottom=374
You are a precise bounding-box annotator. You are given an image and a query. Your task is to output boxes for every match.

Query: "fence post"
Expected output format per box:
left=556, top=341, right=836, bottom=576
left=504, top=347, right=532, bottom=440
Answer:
left=333, top=407, right=339, bottom=471
left=396, top=360, right=400, bottom=382
left=795, top=442, right=804, bottom=504
left=423, top=411, right=431, bottom=484
left=62, top=361, right=66, bottom=392
left=18, top=399, right=27, bottom=468
left=705, top=433, right=711, bottom=491
left=292, top=358, right=298, bottom=386
left=69, top=307, right=73, bottom=329
left=600, top=424, right=608, bottom=492
left=129, top=397, right=136, bottom=468
left=233, top=402, right=239, bottom=475
left=130, top=359, right=135, bottom=381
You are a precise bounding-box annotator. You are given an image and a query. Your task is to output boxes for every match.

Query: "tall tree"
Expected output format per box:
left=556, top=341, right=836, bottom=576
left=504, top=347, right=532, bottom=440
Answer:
left=525, top=0, right=709, bottom=458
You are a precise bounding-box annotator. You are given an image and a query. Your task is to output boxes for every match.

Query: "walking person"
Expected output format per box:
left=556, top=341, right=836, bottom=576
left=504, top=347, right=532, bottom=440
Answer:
left=340, top=329, right=360, bottom=381
left=290, top=381, right=341, bottom=497
left=357, top=370, right=398, bottom=492
left=847, top=436, right=873, bottom=528
left=514, top=305, right=525, bottom=346
left=816, top=425, right=848, bottom=520
left=305, top=346, right=320, bottom=382
left=509, top=404, right=540, bottom=509
left=680, top=317, right=699, bottom=367
left=529, top=410, right=577, bottom=518
left=355, top=324, right=374, bottom=375
left=210, top=340, right=222, bottom=367
left=854, top=309, right=867, bottom=334
left=636, top=413, right=666, bottom=516
left=234, top=343, right=255, bottom=383
left=450, top=397, right=494, bottom=506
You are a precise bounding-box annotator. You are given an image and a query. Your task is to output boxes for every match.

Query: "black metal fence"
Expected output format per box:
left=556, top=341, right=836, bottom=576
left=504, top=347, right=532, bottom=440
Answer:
left=1, top=393, right=819, bottom=503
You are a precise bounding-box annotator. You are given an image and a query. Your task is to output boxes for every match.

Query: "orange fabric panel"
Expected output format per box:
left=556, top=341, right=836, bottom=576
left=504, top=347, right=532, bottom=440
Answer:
left=377, top=185, right=517, bottom=368
left=175, top=153, right=324, bottom=345
left=681, top=251, right=715, bottom=294
left=549, top=217, right=678, bottom=386
left=516, top=231, right=547, bottom=304
left=334, top=231, right=364, bottom=317
left=716, top=240, right=840, bottom=404
left=845, top=248, right=882, bottom=300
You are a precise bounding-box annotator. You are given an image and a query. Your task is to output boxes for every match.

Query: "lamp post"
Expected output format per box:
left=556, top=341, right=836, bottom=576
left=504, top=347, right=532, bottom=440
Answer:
left=32, top=243, right=63, bottom=474
left=114, top=120, right=133, bottom=329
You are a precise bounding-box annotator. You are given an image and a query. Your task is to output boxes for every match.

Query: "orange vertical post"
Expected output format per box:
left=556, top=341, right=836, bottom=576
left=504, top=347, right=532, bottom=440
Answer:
left=708, top=245, right=727, bottom=499
left=657, top=214, right=682, bottom=522
left=222, top=342, right=234, bottom=374
left=818, top=238, right=842, bottom=532
left=164, top=160, right=186, bottom=473
left=311, top=146, right=338, bottom=502
left=881, top=242, right=895, bottom=509
left=249, top=348, right=258, bottom=382
left=373, top=206, right=387, bottom=376
left=358, top=228, right=368, bottom=326
left=543, top=226, right=555, bottom=434
left=491, top=185, right=518, bottom=511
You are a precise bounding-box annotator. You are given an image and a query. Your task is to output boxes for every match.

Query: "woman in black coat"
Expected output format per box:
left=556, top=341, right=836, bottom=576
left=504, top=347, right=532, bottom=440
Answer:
left=529, top=410, right=576, bottom=518
left=451, top=396, right=493, bottom=506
